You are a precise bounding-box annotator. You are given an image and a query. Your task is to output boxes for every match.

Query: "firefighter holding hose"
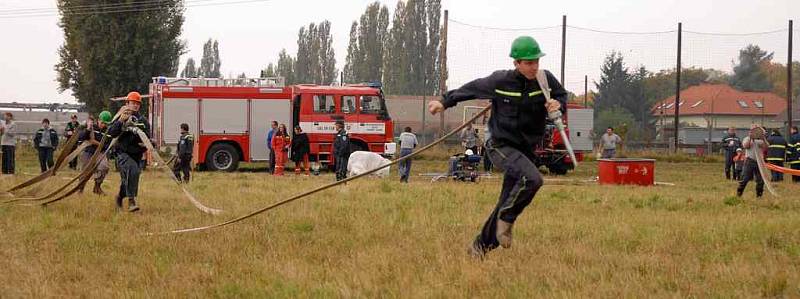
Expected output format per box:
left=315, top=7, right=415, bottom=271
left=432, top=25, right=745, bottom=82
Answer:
left=108, top=91, right=151, bottom=212
left=429, top=36, right=567, bottom=258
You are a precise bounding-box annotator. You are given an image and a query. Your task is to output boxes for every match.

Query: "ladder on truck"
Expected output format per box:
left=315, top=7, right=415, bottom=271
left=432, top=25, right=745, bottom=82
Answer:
left=152, top=76, right=286, bottom=88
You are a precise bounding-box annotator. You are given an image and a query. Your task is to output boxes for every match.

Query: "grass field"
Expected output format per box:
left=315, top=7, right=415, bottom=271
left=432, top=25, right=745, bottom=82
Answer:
left=1, top=147, right=799, bottom=298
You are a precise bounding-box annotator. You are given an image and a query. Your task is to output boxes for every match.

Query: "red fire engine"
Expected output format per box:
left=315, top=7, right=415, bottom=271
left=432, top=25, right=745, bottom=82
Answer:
left=148, top=77, right=395, bottom=171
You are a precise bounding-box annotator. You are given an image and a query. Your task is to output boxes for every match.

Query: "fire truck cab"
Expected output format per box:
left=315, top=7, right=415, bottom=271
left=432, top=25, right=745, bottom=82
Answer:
left=149, top=77, right=395, bottom=172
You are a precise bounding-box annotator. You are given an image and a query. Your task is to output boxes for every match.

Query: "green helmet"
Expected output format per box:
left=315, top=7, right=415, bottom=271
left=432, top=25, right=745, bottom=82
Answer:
left=509, top=36, right=545, bottom=60
left=98, top=111, right=112, bottom=124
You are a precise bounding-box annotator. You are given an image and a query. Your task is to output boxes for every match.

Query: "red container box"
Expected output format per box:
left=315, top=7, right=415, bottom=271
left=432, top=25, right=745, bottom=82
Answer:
left=598, top=158, right=655, bottom=186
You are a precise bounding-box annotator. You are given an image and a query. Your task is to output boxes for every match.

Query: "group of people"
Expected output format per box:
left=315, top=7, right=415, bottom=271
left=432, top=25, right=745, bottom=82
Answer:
left=266, top=121, right=312, bottom=176
left=459, top=123, right=493, bottom=172
left=722, top=125, right=800, bottom=198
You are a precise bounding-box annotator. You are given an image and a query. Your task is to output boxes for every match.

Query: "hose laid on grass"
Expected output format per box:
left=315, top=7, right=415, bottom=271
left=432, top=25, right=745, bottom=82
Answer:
left=149, top=105, right=493, bottom=235
left=4, top=133, right=80, bottom=194
left=130, top=127, right=222, bottom=215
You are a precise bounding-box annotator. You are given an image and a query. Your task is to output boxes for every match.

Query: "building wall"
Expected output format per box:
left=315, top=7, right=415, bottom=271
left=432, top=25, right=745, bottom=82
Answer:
left=655, top=114, right=784, bottom=130
left=0, top=109, right=89, bottom=141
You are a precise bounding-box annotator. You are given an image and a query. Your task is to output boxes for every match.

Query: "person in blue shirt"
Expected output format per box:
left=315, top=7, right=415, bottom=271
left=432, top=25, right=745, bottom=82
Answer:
left=267, top=121, right=278, bottom=174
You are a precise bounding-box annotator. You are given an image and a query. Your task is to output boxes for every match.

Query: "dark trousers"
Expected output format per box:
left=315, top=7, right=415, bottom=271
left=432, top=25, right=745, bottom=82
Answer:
left=68, top=144, right=78, bottom=169
left=737, top=158, right=764, bottom=197
left=37, top=147, right=54, bottom=173
left=767, top=160, right=784, bottom=181
left=482, top=147, right=493, bottom=172
left=172, top=154, right=192, bottom=182
left=1, top=145, right=14, bottom=174
left=269, top=149, right=276, bottom=174
left=724, top=151, right=735, bottom=179
left=789, top=162, right=800, bottom=182
left=474, top=142, right=544, bottom=253
left=116, top=152, right=142, bottom=199
left=335, top=154, right=349, bottom=181
left=398, top=148, right=413, bottom=182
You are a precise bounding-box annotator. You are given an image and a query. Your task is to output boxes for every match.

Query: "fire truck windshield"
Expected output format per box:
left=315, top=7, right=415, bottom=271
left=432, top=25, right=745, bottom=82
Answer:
left=360, top=95, right=384, bottom=114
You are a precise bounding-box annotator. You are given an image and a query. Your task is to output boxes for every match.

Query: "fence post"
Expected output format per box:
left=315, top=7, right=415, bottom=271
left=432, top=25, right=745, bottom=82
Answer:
left=788, top=19, right=793, bottom=136
left=439, top=10, right=449, bottom=139
left=674, top=22, right=682, bottom=153
left=561, top=15, right=567, bottom=85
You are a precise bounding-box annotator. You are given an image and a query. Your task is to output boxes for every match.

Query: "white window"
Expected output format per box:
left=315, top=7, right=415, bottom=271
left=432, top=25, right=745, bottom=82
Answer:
left=691, top=100, right=704, bottom=108
left=737, top=100, right=749, bottom=108
left=360, top=95, right=383, bottom=114
left=753, top=100, right=763, bottom=108
left=342, top=96, right=356, bottom=114
left=313, top=95, right=335, bottom=113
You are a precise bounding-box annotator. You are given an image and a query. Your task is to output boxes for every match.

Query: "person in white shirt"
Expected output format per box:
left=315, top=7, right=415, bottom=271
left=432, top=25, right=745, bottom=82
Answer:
left=1, top=112, right=17, bottom=174
left=397, top=127, right=418, bottom=183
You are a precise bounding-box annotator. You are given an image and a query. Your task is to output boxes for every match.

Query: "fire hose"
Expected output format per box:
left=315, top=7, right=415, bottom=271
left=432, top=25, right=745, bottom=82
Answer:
left=148, top=105, right=494, bottom=235
left=536, top=70, right=578, bottom=168
left=2, top=113, right=222, bottom=214
left=5, top=133, right=82, bottom=194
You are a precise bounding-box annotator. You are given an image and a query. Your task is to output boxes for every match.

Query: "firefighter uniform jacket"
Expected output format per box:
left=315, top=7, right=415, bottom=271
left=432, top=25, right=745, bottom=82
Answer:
left=766, top=133, right=787, bottom=162
left=722, top=134, right=741, bottom=154
left=78, top=126, right=110, bottom=154
left=64, top=121, right=80, bottom=139
left=177, top=133, right=194, bottom=157
left=108, top=113, right=151, bottom=161
left=441, top=69, right=568, bottom=151
left=333, top=129, right=350, bottom=157
left=788, top=132, right=800, bottom=166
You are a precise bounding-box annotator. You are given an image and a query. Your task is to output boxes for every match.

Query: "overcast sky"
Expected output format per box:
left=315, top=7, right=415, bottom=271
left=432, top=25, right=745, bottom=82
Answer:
left=0, top=0, right=797, bottom=104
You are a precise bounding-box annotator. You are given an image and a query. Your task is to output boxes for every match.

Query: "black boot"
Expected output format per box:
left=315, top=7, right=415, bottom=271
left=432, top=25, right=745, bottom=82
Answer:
left=128, top=198, right=140, bottom=212
left=93, top=181, right=106, bottom=195
left=115, top=195, right=124, bottom=211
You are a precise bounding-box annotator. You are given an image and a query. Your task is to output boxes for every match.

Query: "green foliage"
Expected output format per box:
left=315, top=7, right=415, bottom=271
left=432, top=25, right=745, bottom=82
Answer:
left=382, top=0, right=442, bottom=95
left=344, top=2, right=390, bottom=84
left=293, top=21, right=337, bottom=85
left=55, top=0, right=185, bottom=114
left=729, top=44, right=774, bottom=92
left=260, top=63, right=276, bottom=78
left=199, top=39, right=221, bottom=78
left=180, top=58, right=198, bottom=78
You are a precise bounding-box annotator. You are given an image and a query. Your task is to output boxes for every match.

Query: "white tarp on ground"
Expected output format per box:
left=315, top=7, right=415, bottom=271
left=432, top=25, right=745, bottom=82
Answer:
left=347, top=151, right=391, bottom=178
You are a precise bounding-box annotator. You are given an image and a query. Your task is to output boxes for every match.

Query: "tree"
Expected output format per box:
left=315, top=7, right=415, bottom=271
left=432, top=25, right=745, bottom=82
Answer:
left=594, top=52, right=633, bottom=113
left=199, top=39, right=221, bottom=78
left=55, top=0, right=185, bottom=113
left=729, top=44, right=774, bottom=92
left=261, top=63, right=276, bottom=78
left=295, top=27, right=310, bottom=84
left=343, top=21, right=361, bottom=84
left=275, top=49, right=295, bottom=84
left=294, top=21, right=337, bottom=85
left=318, top=20, right=337, bottom=85
left=383, top=1, right=407, bottom=94
left=181, top=58, right=198, bottom=78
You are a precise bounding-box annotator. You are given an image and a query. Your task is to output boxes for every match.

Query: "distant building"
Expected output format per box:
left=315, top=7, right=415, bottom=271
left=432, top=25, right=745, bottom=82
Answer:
left=652, top=84, right=787, bottom=145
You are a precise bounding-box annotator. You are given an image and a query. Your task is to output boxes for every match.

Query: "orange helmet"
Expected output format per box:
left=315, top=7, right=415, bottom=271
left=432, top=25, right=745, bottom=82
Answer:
left=126, top=91, right=142, bottom=103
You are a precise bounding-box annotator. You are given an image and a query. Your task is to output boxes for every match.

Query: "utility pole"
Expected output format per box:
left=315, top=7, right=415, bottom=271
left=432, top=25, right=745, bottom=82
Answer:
left=439, top=10, right=449, bottom=138
left=561, top=15, right=567, bottom=86
left=674, top=22, right=682, bottom=152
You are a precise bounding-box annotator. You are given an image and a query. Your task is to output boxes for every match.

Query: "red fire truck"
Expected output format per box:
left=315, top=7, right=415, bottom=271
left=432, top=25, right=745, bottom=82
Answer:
left=148, top=77, right=395, bottom=171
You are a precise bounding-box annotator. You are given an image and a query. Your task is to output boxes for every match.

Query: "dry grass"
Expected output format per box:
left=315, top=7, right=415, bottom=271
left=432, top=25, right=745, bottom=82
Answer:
left=1, top=147, right=799, bottom=298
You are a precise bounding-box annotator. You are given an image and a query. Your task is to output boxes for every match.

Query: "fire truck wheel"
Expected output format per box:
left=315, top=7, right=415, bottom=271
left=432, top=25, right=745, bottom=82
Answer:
left=206, top=143, right=240, bottom=172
